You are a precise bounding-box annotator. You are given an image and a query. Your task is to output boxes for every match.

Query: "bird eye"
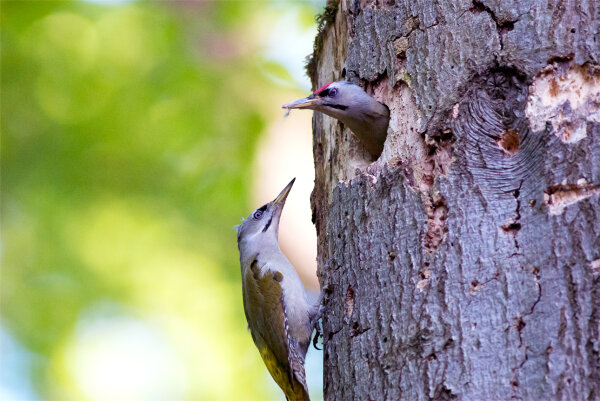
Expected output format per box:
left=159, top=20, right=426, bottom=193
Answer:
left=329, top=88, right=337, bottom=97
left=253, top=210, right=263, bottom=220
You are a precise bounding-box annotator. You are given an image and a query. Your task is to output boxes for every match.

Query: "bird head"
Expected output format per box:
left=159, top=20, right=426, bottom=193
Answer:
left=282, top=81, right=361, bottom=121
left=282, top=81, right=390, bottom=157
left=235, top=178, right=295, bottom=251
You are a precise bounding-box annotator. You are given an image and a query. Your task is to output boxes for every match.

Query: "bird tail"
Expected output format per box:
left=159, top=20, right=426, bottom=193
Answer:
left=285, top=354, right=310, bottom=401
left=285, top=381, right=310, bottom=401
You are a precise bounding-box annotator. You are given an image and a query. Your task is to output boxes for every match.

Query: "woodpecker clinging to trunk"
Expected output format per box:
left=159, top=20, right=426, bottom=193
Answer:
left=236, top=178, right=321, bottom=401
left=282, top=80, right=390, bottom=157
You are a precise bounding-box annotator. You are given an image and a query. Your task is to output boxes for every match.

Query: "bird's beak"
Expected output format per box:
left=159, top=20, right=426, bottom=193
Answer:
left=282, top=95, right=321, bottom=110
left=271, top=178, right=295, bottom=208
left=268, top=178, right=295, bottom=235
left=269, top=178, right=294, bottom=229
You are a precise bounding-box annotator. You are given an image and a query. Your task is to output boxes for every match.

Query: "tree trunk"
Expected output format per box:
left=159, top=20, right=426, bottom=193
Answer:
left=308, top=1, right=600, bottom=400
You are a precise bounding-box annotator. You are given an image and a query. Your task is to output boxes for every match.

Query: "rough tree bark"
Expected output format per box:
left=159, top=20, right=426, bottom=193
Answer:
left=307, top=1, right=600, bottom=400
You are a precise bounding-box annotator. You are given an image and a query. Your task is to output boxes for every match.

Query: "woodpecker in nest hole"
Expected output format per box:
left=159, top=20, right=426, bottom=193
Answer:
left=283, top=81, right=390, bottom=157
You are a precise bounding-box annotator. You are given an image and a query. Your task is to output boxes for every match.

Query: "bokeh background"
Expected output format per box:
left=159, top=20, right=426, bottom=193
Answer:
left=1, top=0, right=324, bottom=400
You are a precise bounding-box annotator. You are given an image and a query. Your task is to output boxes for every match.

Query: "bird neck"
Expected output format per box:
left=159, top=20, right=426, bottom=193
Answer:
left=343, top=100, right=389, bottom=155
left=239, top=236, right=282, bottom=267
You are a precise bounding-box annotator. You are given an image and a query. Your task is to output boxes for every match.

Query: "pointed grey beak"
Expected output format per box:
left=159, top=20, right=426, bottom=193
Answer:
left=282, top=95, right=321, bottom=110
left=271, top=178, right=295, bottom=206
left=268, top=178, right=295, bottom=234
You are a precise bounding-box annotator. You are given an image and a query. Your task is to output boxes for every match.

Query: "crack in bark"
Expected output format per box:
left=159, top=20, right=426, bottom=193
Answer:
left=468, top=269, right=500, bottom=295
left=350, top=324, right=371, bottom=338
left=326, top=325, right=343, bottom=342
left=501, top=181, right=523, bottom=249
left=510, top=265, right=542, bottom=387
left=431, top=384, right=458, bottom=400
left=469, top=0, right=518, bottom=50
left=526, top=266, right=542, bottom=317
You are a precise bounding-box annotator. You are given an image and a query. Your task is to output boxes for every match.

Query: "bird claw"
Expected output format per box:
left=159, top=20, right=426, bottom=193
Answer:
left=311, top=285, right=330, bottom=350
left=312, top=327, right=322, bottom=350
left=312, top=309, right=325, bottom=350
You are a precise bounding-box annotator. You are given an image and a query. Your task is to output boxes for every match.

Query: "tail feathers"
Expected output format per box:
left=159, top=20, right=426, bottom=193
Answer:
left=284, top=374, right=310, bottom=401
left=285, top=342, right=310, bottom=401
left=281, top=297, right=311, bottom=401
left=282, top=374, right=310, bottom=401
left=285, top=391, right=310, bottom=401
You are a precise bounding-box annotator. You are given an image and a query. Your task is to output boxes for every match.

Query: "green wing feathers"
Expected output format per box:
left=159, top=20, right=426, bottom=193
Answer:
left=244, top=259, right=310, bottom=401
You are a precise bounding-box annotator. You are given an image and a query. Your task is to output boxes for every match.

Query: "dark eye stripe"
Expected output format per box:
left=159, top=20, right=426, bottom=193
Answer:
left=258, top=204, right=267, bottom=212
left=318, top=89, right=329, bottom=97
left=324, top=103, right=348, bottom=110
left=262, top=216, right=273, bottom=232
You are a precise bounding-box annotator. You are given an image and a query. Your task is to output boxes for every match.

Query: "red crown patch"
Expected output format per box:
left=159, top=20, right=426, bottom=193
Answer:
left=314, top=82, right=334, bottom=95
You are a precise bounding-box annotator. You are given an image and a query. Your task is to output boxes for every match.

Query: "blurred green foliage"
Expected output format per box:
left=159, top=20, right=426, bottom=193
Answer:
left=1, top=1, right=321, bottom=399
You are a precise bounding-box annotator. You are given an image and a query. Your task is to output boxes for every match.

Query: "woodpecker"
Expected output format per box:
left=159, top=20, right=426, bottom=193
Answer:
left=236, top=178, right=320, bottom=401
left=282, top=80, right=390, bottom=157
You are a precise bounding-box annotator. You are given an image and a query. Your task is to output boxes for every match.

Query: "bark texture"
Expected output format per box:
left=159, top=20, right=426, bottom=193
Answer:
left=309, top=1, right=600, bottom=400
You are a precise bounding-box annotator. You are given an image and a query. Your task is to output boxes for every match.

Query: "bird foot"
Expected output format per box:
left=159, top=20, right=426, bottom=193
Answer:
left=311, top=284, right=331, bottom=350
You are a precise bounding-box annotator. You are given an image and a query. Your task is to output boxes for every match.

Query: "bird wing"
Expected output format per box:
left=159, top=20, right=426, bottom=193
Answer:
left=243, top=257, right=310, bottom=401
